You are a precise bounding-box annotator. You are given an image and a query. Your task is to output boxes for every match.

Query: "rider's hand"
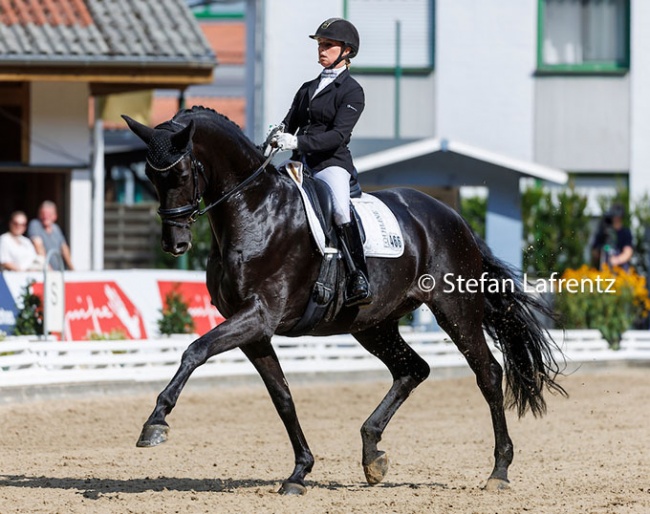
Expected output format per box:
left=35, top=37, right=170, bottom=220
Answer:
left=272, top=132, right=298, bottom=151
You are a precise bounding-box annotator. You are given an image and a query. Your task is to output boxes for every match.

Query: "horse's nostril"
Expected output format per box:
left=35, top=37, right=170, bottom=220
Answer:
left=161, top=241, right=190, bottom=256
left=175, top=243, right=190, bottom=254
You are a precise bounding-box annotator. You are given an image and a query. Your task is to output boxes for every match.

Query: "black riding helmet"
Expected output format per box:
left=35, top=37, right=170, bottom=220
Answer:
left=310, top=18, right=360, bottom=68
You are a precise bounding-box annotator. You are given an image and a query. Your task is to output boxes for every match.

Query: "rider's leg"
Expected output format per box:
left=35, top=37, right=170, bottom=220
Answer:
left=314, top=166, right=372, bottom=306
left=313, top=166, right=352, bottom=225
left=337, top=220, right=372, bottom=306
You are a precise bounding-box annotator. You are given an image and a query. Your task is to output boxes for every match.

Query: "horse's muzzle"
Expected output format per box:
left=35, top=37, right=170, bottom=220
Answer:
left=162, top=238, right=192, bottom=256
left=161, top=221, right=193, bottom=256
left=166, top=242, right=192, bottom=256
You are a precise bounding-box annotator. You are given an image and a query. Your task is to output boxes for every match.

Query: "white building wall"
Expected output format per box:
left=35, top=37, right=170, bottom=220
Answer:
left=436, top=0, right=537, bottom=161
left=256, top=0, right=343, bottom=142
left=534, top=77, right=629, bottom=172
left=250, top=0, right=435, bottom=142
left=30, top=82, right=90, bottom=167
left=31, top=81, right=92, bottom=271
left=630, top=0, right=650, bottom=203
left=396, top=75, right=437, bottom=138
left=251, top=1, right=648, bottom=204
left=69, top=169, right=92, bottom=270
left=353, top=74, right=436, bottom=139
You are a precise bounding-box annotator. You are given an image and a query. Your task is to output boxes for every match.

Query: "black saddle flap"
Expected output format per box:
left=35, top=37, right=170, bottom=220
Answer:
left=301, top=172, right=365, bottom=245
left=302, top=176, right=335, bottom=241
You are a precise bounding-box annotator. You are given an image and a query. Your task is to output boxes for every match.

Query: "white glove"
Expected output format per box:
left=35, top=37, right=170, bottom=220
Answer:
left=272, top=132, right=298, bottom=151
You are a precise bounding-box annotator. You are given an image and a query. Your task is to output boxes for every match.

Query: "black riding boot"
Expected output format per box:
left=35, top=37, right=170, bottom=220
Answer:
left=338, top=222, right=372, bottom=307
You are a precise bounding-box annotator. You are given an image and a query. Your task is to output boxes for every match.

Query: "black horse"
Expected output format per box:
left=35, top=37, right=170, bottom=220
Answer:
left=123, top=107, right=566, bottom=495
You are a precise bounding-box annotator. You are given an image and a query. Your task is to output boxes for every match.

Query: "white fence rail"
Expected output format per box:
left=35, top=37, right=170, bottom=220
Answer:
left=2, top=329, right=648, bottom=391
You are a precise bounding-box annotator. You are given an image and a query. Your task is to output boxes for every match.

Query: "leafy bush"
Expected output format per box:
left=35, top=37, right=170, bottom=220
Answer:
left=554, top=265, right=650, bottom=347
left=158, top=285, right=195, bottom=335
left=460, top=195, right=486, bottom=239
left=522, top=184, right=590, bottom=277
left=13, top=281, right=43, bottom=336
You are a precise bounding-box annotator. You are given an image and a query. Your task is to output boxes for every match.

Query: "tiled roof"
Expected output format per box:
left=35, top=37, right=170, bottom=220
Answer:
left=0, top=0, right=215, bottom=67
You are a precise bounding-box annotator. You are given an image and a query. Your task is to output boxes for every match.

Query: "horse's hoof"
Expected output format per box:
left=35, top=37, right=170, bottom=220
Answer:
left=484, top=477, right=510, bottom=491
left=136, top=424, right=169, bottom=447
left=278, top=481, right=307, bottom=495
left=363, top=451, right=389, bottom=485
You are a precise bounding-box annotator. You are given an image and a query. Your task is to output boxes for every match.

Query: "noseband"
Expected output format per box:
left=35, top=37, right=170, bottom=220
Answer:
left=152, top=150, right=274, bottom=230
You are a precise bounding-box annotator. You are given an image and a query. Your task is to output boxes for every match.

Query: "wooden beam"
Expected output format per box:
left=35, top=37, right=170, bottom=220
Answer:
left=0, top=71, right=213, bottom=85
left=89, top=83, right=189, bottom=96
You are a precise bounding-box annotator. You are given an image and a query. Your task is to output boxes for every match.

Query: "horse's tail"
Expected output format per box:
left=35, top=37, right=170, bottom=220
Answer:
left=475, top=235, right=567, bottom=418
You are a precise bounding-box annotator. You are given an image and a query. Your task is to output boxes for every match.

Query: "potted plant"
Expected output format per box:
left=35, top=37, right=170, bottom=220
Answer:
left=13, top=280, right=44, bottom=337
left=158, top=285, right=195, bottom=336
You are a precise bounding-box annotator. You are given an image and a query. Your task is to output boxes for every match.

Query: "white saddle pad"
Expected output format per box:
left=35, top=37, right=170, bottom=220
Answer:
left=284, top=162, right=404, bottom=258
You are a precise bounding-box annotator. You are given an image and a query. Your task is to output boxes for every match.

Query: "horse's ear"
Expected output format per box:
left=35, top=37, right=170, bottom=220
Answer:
left=121, top=115, right=154, bottom=144
left=170, top=120, right=195, bottom=150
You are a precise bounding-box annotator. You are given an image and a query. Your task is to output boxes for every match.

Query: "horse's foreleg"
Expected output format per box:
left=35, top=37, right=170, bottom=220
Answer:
left=136, top=334, right=221, bottom=447
left=136, top=300, right=272, bottom=447
left=353, top=322, right=430, bottom=485
left=240, top=342, right=314, bottom=495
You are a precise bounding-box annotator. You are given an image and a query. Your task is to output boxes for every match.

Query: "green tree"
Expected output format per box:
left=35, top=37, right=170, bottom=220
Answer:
left=522, top=184, right=590, bottom=277
left=460, top=195, right=487, bottom=239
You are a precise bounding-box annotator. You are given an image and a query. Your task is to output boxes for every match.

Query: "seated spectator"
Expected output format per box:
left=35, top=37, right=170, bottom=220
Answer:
left=591, top=203, right=633, bottom=271
left=28, top=200, right=74, bottom=271
left=0, top=211, right=44, bottom=271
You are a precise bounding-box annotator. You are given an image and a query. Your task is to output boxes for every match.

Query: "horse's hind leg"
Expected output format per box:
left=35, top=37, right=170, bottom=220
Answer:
left=352, top=321, right=430, bottom=485
left=433, top=300, right=513, bottom=490
left=239, top=341, right=314, bottom=495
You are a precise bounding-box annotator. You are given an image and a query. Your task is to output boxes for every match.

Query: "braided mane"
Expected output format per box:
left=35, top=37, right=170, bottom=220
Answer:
left=172, top=105, right=243, bottom=132
left=165, top=105, right=263, bottom=161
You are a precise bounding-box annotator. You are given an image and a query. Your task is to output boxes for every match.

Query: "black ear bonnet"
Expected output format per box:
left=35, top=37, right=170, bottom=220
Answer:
left=146, top=121, right=194, bottom=171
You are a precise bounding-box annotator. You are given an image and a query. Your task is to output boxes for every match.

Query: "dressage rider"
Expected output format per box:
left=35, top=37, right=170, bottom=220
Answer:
left=271, top=17, right=371, bottom=307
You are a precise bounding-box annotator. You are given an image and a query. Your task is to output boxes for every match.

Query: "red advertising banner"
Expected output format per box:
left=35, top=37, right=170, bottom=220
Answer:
left=157, top=281, right=225, bottom=335
left=33, top=281, right=147, bottom=340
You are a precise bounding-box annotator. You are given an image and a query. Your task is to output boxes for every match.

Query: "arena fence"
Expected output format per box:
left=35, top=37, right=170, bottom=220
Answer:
left=1, top=329, right=648, bottom=392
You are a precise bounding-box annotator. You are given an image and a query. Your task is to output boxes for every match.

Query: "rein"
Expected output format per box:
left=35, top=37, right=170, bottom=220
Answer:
left=156, top=150, right=275, bottom=229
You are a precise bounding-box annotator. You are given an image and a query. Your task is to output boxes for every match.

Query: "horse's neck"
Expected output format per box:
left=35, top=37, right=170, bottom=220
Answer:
left=199, top=143, right=284, bottom=224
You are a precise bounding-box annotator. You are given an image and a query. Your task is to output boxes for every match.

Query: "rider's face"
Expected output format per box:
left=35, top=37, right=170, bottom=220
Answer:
left=317, top=38, right=349, bottom=68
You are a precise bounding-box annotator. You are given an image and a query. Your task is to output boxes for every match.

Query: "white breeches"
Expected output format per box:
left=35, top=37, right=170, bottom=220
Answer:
left=313, top=166, right=351, bottom=225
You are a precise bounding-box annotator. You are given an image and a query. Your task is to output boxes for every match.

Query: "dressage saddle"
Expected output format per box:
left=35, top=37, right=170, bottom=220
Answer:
left=300, top=173, right=365, bottom=247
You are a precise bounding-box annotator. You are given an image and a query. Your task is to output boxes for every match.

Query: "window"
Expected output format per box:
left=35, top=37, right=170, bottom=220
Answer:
left=345, top=0, right=434, bottom=73
left=0, top=83, right=28, bottom=164
left=538, top=0, right=630, bottom=72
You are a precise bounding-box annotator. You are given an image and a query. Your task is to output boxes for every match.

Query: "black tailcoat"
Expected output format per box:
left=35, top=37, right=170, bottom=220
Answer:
left=281, top=69, right=364, bottom=174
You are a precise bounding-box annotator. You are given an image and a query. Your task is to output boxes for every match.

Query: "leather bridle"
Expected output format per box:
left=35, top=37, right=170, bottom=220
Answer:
left=152, top=150, right=274, bottom=230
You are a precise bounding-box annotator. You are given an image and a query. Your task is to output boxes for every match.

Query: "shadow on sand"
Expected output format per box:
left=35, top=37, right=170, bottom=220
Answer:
left=0, top=474, right=449, bottom=499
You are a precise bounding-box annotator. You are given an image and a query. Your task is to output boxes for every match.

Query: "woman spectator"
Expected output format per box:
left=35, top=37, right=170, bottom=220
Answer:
left=0, top=211, right=44, bottom=271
